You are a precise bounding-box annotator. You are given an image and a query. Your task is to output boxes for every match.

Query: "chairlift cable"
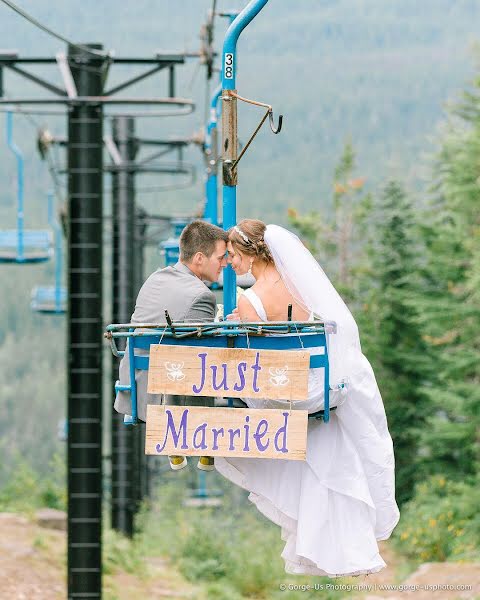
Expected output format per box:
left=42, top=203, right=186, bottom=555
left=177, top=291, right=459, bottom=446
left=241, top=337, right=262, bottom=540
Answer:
left=1, top=92, right=42, bottom=128
left=0, top=0, right=108, bottom=58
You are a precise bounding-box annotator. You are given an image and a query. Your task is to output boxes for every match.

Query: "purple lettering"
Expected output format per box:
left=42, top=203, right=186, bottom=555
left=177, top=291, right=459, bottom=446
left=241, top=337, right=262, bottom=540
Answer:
left=243, top=415, right=250, bottom=451
left=212, top=427, right=225, bottom=450
left=233, top=362, right=247, bottom=392
left=251, top=352, right=262, bottom=392
left=211, top=363, right=229, bottom=391
left=253, top=419, right=269, bottom=451
left=227, top=427, right=241, bottom=450
left=192, top=422, right=208, bottom=450
left=192, top=353, right=207, bottom=393
left=156, top=408, right=188, bottom=452
left=274, top=412, right=289, bottom=453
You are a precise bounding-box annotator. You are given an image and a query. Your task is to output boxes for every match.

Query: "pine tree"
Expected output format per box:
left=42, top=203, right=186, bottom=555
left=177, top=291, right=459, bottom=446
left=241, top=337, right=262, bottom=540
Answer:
left=363, top=181, right=434, bottom=504
left=288, top=142, right=371, bottom=303
left=414, top=84, right=480, bottom=482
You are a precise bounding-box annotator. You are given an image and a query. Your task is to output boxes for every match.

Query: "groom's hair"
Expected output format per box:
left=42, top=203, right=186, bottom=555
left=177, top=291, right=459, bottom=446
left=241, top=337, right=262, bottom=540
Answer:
left=180, top=220, right=228, bottom=262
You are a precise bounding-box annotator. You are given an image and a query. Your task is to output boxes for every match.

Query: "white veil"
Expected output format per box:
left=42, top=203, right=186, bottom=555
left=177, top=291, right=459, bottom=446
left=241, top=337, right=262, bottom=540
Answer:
left=263, top=224, right=400, bottom=540
left=264, top=224, right=362, bottom=385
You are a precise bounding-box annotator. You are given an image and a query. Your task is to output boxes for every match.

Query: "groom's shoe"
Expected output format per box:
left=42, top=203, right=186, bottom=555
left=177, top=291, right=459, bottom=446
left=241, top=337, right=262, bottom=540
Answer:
left=197, top=456, right=215, bottom=471
left=169, top=455, right=188, bottom=471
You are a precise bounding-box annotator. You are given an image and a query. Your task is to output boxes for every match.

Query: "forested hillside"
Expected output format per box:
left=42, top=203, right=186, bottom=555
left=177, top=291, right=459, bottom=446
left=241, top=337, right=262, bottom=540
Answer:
left=0, top=0, right=479, bottom=504
left=1, top=3, right=479, bottom=594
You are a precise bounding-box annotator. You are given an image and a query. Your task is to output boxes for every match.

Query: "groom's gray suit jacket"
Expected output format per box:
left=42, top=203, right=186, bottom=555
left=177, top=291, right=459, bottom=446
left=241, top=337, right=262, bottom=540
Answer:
left=114, top=261, right=216, bottom=421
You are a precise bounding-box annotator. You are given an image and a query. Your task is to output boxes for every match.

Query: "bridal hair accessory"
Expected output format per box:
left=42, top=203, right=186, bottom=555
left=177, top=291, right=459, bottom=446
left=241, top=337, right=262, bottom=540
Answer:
left=233, top=225, right=250, bottom=243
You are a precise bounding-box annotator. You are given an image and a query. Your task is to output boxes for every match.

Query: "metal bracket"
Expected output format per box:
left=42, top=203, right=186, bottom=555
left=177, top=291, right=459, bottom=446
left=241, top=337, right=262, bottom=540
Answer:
left=56, top=53, right=77, bottom=98
left=103, top=135, right=123, bottom=165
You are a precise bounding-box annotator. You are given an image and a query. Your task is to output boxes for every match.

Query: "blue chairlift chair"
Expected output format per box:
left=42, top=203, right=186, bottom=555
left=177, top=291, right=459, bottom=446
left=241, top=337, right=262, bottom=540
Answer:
left=0, top=111, right=52, bottom=264
left=31, top=286, right=67, bottom=314
left=171, top=217, right=192, bottom=237
left=107, top=319, right=340, bottom=428
left=184, top=470, right=224, bottom=508
left=159, top=238, right=180, bottom=267
left=108, top=2, right=346, bottom=456
left=158, top=218, right=193, bottom=267
left=31, top=192, right=67, bottom=314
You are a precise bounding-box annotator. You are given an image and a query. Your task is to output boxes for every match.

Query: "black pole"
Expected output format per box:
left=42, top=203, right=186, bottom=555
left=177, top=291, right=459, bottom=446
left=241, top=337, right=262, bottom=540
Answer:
left=134, top=208, right=150, bottom=498
left=168, top=65, right=175, bottom=98
left=111, top=116, right=138, bottom=535
left=67, top=43, right=106, bottom=599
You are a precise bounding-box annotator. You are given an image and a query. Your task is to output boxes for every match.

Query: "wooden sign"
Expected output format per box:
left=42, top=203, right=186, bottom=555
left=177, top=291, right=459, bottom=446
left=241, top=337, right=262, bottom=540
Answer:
left=147, top=345, right=310, bottom=401
left=145, top=405, right=308, bottom=460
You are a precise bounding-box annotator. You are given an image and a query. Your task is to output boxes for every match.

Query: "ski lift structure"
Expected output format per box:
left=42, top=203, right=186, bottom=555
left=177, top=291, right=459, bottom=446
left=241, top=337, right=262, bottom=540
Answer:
left=158, top=14, right=240, bottom=273
left=183, top=469, right=223, bottom=508
left=31, top=191, right=67, bottom=314
left=0, top=110, right=52, bottom=264
left=159, top=217, right=191, bottom=267
left=107, top=0, right=338, bottom=469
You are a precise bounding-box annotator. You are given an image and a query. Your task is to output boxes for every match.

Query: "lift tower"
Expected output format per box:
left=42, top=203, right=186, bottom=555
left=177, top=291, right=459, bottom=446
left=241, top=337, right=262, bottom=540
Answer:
left=0, top=46, right=193, bottom=599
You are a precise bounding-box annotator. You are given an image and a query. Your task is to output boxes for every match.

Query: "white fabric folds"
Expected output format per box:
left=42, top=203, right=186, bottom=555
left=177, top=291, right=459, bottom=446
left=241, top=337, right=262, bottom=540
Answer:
left=216, top=227, right=399, bottom=577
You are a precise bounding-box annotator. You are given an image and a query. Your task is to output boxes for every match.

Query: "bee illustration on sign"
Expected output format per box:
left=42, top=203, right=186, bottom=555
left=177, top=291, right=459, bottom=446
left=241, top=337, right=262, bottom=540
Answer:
left=269, top=366, right=289, bottom=387
left=165, top=362, right=186, bottom=382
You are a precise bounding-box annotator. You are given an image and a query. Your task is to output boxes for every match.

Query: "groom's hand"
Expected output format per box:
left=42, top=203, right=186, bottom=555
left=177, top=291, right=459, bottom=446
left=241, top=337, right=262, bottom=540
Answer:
left=226, top=308, right=240, bottom=321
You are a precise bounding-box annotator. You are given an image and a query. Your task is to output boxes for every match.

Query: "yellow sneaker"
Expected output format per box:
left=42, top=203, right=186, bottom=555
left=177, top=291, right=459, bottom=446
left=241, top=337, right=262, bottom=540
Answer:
left=197, top=456, right=215, bottom=471
left=169, top=455, right=188, bottom=471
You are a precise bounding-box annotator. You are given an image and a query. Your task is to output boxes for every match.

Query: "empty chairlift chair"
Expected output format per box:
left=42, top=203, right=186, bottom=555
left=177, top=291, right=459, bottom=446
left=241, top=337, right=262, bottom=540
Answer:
left=31, top=192, right=67, bottom=314
left=31, top=285, right=67, bottom=314
left=160, top=238, right=180, bottom=267
left=0, top=111, right=52, bottom=264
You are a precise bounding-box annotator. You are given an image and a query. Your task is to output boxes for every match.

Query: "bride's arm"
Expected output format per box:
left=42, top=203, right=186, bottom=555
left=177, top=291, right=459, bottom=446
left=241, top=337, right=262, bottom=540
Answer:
left=237, top=294, right=262, bottom=321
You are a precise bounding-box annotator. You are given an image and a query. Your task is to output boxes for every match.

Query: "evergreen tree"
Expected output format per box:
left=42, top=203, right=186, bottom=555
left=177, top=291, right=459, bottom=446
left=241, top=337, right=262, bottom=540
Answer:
left=288, top=142, right=372, bottom=303
left=414, top=83, right=480, bottom=482
left=363, top=181, right=433, bottom=505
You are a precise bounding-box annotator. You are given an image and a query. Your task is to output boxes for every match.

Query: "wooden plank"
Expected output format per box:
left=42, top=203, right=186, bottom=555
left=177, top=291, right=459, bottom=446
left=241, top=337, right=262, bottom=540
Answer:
left=147, top=345, right=310, bottom=401
left=145, top=405, right=308, bottom=461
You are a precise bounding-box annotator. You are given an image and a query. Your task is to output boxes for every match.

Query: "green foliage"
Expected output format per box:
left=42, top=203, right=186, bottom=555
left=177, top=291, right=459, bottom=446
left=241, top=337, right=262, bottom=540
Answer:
left=133, top=477, right=346, bottom=599
left=361, top=181, right=434, bottom=504
left=393, top=475, right=480, bottom=563
left=103, top=528, right=147, bottom=577
left=290, top=164, right=435, bottom=505
left=0, top=452, right=66, bottom=513
left=288, top=142, right=372, bottom=302
left=413, top=67, right=480, bottom=484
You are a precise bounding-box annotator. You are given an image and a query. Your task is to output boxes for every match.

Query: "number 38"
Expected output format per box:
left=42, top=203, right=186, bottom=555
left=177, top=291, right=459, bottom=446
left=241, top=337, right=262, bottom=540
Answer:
left=224, top=53, right=234, bottom=79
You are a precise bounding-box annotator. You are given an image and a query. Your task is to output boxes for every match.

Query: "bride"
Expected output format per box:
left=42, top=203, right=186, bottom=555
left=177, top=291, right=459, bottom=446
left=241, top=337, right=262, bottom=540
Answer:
left=215, top=218, right=400, bottom=578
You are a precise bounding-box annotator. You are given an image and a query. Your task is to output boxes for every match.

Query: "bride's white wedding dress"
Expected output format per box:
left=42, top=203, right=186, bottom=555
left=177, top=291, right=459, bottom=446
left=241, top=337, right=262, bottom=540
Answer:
left=215, top=287, right=400, bottom=578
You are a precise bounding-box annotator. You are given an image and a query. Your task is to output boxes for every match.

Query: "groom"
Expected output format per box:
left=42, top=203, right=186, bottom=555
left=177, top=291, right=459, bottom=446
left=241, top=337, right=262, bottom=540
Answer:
left=114, top=220, right=228, bottom=471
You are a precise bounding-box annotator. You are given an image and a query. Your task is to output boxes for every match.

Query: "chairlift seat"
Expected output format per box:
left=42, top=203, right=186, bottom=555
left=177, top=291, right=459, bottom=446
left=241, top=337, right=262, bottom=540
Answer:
left=159, top=238, right=180, bottom=266
left=0, top=229, right=52, bottom=263
left=108, top=321, right=338, bottom=431
left=171, top=218, right=192, bottom=237
left=31, top=285, right=67, bottom=314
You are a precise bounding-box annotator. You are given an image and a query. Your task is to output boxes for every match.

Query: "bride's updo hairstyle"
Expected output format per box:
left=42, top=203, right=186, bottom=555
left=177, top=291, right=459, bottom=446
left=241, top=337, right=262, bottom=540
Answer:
left=229, top=219, right=274, bottom=264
